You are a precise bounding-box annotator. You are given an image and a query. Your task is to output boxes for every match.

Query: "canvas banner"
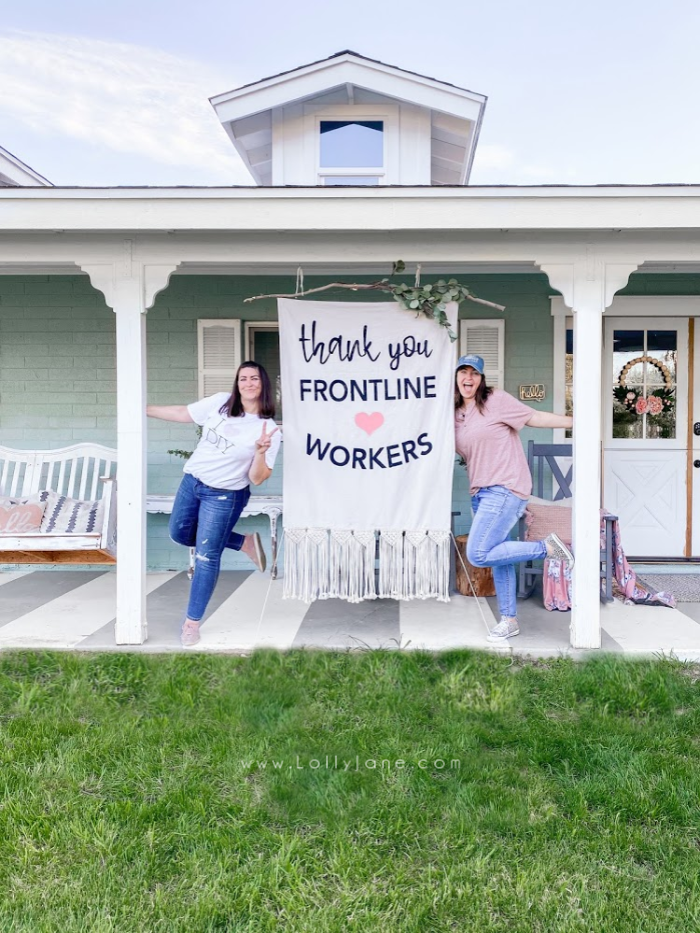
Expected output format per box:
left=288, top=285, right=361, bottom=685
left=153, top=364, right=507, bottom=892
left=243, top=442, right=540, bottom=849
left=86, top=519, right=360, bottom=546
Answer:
left=278, top=297, right=457, bottom=603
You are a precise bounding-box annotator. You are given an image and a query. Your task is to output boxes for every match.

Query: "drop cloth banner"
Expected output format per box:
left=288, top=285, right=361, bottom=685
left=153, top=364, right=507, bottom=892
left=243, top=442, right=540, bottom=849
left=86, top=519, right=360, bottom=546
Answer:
left=278, top=297, right=457, bottom=603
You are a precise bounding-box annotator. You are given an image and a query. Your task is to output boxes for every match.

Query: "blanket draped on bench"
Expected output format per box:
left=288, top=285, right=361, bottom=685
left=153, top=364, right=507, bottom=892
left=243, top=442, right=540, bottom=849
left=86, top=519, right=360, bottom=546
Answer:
left=543, top=513, right=676, bottom=610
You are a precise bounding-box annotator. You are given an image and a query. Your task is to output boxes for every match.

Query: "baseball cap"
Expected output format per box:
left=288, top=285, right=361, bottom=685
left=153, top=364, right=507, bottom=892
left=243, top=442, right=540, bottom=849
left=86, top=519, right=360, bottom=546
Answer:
left=456, top=354, right=485, bottom=375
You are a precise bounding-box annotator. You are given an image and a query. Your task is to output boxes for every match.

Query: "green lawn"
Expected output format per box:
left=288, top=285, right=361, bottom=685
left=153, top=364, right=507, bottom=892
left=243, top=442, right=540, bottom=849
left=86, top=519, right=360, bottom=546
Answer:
left=1, top=650, right=700, bottom=931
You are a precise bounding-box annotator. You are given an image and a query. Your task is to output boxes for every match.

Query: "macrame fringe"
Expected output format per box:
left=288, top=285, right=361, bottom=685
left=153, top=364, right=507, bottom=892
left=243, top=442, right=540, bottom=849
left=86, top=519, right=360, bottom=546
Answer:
left=283, top=528, right=329, bottom=603
left=329, top=530, right=376, bottom=602
left=284, top=528, right=450, bottom=603
left=379, top=530, right=450, bottom=602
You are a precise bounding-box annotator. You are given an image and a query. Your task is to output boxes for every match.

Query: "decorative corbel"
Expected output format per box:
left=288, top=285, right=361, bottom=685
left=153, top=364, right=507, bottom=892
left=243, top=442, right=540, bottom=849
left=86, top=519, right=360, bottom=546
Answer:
left=78, top=244, right=178, bottom=311
left=536, top=251, right=640, bottom=311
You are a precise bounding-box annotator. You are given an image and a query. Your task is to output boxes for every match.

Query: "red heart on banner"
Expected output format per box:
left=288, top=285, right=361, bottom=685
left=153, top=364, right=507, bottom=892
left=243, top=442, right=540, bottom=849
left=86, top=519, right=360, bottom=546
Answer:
left=355, top=412, right=384, bottom=435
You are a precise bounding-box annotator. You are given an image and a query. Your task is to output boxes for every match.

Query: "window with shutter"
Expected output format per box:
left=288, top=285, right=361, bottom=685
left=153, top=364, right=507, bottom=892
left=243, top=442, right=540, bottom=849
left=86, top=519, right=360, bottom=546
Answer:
left=197, top=320, right=241, bottom=398
left=459, top=319, right=505, bottom=389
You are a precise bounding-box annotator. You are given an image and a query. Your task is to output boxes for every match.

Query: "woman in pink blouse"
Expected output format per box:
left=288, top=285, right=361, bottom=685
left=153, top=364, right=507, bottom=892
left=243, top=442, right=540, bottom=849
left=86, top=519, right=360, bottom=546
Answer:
left=454, top=354, right=573, bottom=641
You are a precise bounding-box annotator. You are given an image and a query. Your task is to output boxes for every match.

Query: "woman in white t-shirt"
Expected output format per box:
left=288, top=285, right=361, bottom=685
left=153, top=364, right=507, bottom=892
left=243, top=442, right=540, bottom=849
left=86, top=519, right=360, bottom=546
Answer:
left=147, top=361, right=281, bottom=646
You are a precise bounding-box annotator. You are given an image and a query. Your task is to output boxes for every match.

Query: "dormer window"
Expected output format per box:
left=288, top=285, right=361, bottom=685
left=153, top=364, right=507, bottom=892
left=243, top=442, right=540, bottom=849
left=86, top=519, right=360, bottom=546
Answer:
left=212, top=51, right=486, bottom=186
left=318, top=119, right=384, bottom=185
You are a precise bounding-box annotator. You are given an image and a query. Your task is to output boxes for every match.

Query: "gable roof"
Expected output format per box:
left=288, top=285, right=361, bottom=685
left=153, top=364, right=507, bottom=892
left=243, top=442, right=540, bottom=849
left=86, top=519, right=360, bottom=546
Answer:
left=214, top=49, right=485, bottom=104
left=210, top=50, right=487, bottom=186
left=0, top=145, right=52, bottom=187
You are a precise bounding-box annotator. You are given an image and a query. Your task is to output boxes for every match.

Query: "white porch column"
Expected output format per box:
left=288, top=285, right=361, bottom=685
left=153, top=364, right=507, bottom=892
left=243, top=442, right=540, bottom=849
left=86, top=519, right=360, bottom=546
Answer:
left=539, top=257, right=638, bottom=648
left=81, top=254, right=176, bottom=644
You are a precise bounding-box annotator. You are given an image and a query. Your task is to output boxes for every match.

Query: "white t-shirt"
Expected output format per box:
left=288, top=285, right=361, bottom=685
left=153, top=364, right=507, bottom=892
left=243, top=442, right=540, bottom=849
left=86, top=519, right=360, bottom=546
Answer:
left=183, top=392, right=281, bottom=490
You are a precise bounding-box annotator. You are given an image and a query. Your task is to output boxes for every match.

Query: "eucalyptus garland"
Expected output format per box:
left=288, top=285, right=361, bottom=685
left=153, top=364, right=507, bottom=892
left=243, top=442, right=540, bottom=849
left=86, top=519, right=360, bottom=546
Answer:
left=387, top=283, right=460, bottom=341
left=243, top=261, right=505, bottom=342
left=383, top=261, right=488, bottom=342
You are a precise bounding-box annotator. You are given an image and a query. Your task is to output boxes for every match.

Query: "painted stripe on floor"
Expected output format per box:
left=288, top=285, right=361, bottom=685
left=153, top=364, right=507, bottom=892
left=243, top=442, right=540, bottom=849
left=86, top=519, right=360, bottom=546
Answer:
left=293, top=597, right=401, bottom=650
left=0, top=572, right=170, bottom=648
left=79, top=570, right=253, bottom=649
left=400, top=594, right=496, bottom=651
left=0, top=571, right=107, bottom=630
left=197, top=575, right=308, bottom=651
left=0, top=571, right=32, bottom=588
left=600, top=598, right=700, bottom=653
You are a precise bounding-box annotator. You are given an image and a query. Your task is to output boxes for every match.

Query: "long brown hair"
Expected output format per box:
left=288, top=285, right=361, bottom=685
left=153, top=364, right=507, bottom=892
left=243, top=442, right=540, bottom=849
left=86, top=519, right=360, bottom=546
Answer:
left=454, top=367, right=493, bottom=415
left=219, top=361, right=275, bottom=419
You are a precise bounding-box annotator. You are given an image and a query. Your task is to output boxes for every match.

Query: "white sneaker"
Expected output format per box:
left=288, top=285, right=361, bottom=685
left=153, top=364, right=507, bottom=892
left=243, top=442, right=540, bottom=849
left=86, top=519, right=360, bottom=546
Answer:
left=544, top=532, right=575, bottom=564
left=180, top=620, right=201, bottom=647
left=487, top=618, right=520, bottom=642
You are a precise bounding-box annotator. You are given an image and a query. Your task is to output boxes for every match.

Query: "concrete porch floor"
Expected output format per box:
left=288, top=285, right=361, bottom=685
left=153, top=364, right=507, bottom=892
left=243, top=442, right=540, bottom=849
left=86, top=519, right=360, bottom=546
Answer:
left=1, top=570, right=700, bottom=659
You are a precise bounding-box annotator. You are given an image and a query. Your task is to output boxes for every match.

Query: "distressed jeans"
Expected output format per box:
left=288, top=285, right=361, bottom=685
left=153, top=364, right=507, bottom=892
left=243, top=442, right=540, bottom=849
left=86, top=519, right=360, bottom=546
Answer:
left=468, top=485, right=547, bottom=619
left=169, top=473, right=251, bottom=622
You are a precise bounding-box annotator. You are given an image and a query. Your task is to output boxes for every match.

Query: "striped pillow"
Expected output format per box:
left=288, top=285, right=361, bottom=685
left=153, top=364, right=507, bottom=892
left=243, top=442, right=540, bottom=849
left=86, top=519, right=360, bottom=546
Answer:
left=39, top=490, right=105, bottom=534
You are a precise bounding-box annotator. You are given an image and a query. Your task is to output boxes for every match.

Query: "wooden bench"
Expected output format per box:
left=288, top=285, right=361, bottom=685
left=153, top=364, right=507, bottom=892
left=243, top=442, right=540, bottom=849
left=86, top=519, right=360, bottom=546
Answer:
left=517, top=441, right=616, bottom=602
left=0, top=444, right=117, bottom=564
left=147, top=494, right=283, bottom=578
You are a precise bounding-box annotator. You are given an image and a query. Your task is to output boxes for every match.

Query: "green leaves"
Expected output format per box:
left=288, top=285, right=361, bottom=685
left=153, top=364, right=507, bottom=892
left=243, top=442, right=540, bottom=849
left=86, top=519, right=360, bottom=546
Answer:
left=387, top=273, right=474, bottom=343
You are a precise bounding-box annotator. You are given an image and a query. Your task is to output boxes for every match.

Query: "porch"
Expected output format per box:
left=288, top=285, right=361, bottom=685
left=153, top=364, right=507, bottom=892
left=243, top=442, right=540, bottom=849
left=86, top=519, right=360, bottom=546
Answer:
left=4, top=185, right=700, bottom=649
left=1, top=569, right=699, bottom=659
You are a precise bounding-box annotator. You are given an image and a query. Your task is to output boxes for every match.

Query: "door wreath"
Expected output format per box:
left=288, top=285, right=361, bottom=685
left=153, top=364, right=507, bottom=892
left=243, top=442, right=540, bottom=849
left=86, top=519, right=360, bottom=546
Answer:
left=613, top=355, right=675, bottom=415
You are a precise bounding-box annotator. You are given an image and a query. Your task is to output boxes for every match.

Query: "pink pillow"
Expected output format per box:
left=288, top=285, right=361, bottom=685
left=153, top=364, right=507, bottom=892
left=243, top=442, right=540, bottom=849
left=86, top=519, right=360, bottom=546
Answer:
left=524, top=502, right=572, bottom=546
left=0, top=495, right=47, bottom=533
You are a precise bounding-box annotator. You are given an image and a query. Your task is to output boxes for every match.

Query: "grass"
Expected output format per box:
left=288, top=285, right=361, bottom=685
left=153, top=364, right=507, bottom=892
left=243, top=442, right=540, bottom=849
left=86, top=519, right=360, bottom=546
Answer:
left=1, top=650, right=700, bottom=931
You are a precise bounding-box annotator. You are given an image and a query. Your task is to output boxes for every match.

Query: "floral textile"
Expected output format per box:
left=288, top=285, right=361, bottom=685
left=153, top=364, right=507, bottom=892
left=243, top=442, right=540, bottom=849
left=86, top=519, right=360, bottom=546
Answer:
left=542, top=510, right=676, bottom=611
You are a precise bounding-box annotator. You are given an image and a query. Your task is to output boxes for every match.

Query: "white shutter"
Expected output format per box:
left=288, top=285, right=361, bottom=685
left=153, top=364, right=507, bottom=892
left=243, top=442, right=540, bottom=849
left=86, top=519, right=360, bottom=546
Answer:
left=459, top=319, right=505, bottom=390
left=197, top=320, right=241, bottom=398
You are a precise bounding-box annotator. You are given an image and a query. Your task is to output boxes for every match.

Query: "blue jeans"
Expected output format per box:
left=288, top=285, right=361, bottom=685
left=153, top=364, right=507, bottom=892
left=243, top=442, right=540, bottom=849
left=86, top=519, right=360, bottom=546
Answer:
left=468, top=485, right=547, bottom=619
left=169, top=473, right=251, bottom=622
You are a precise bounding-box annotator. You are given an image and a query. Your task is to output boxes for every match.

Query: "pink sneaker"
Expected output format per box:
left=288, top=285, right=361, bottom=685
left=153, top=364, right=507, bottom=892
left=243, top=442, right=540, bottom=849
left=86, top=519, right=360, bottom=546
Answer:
left=180, top=620, right=201, bottom=647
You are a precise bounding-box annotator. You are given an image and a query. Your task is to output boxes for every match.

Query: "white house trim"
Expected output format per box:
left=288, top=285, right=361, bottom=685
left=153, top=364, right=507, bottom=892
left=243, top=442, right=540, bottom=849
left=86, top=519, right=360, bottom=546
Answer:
left=7, top=187, right=700, bottom=233
left=210, top=51, right=487, bottom=119
left=540, top=258, right=639, bottom=650
left=80, top=256, right=179, bottom=645
left=0, top=145, right=52, bottom=187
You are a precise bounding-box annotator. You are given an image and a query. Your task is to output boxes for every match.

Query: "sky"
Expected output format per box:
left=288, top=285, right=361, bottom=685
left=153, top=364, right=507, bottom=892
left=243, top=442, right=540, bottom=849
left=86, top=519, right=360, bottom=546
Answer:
left=1, top=0, right=699, bottom=188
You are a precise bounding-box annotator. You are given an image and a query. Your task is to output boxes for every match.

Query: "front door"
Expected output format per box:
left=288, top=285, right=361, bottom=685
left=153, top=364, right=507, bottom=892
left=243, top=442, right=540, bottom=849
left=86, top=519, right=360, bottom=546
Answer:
left=604, top=318, right=688, bottom=557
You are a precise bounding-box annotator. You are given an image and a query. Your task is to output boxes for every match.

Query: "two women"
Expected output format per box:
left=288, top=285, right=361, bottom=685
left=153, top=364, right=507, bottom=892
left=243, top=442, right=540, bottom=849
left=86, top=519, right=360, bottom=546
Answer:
left=454, top=354, right=574, bottom=641
left=150, top=352, right=570, bottom=646
left=147, top=361, right=281, bottom=646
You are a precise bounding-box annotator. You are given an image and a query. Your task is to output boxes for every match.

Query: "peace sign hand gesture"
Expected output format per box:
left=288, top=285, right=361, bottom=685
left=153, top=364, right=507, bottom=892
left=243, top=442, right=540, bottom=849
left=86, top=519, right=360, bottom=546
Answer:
left=255, top=422, right=279, bottom=454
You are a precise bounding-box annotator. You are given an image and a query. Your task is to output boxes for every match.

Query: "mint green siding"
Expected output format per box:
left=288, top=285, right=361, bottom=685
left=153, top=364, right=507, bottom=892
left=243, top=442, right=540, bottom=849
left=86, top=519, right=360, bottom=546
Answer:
left=0, top=275, right=114, bottom=449
left=1, top=270, right=694, bottom=569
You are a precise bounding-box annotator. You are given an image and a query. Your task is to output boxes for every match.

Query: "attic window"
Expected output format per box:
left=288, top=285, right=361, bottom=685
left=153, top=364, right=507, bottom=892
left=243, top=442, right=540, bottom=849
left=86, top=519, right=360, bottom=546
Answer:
left=319, top=120, right=384, bottom=185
